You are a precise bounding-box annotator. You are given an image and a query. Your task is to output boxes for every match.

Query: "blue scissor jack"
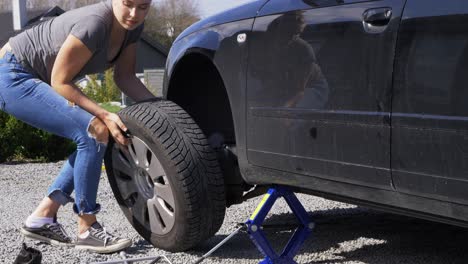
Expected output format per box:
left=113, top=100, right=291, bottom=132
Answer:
left=245, top=185, right=314, bottom=264
left=90, top=185, right=313, bottom=264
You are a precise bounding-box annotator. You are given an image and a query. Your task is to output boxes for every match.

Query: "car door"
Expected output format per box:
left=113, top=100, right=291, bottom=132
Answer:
left=392, top=0, right=468, bottom=204
left=246, top=0, right=406, bottom=189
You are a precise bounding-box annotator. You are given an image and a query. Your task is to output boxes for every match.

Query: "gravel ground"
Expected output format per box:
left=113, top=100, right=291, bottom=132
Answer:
left=1, top=162, right=468, bottom=264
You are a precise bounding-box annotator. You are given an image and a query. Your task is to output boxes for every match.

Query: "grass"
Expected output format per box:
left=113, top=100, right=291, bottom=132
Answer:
left=100, top=102, right=122, bottom=113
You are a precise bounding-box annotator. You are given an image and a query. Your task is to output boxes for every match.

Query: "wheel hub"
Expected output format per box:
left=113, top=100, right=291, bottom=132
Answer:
left=135, top=168, right=154, bottom=199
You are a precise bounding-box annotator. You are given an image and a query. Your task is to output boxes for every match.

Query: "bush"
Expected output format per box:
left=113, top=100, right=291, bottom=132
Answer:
left=82, top=69, right=121, bottom=103
left=0, top=111, right=76, bottom=163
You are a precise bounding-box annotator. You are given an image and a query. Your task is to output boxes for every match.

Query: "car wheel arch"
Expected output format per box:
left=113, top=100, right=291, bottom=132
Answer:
left=167, top=52, right=235, bottom=146
left=166, top=52, right=248, bottom=204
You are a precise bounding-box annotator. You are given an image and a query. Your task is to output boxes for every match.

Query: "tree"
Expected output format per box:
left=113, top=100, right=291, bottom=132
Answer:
left=82, top=69, right=120, bottom=103
left=32, top=0, right=101, bottom=10
left=81, top=73, right=101, bottom=102
left=104, top=68, right=121, bottom=102
left=0, top=0, right=200, bottom=49
left=0, top=0, right=101, bottom=11
left=0, top=0, right=10, bottom=11
left=145, top=0, right=201, bottom=48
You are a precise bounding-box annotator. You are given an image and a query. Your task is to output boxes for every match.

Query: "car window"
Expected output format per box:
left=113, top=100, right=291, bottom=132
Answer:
left=259, top=0, right=378, bottom=16
left=302, top=0, right=373, bottom=7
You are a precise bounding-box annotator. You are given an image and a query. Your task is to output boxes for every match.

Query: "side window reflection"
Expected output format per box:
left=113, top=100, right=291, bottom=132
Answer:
left=302, top=0, right=345, bottom=7
left=250, top=11, right=329, bottom=109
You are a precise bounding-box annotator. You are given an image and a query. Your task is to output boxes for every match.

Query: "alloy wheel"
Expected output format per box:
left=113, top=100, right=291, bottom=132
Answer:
left=110, top=136, right=176, bottom=235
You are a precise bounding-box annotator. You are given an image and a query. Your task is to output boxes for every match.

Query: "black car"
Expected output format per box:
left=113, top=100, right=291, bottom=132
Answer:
left=104, top=0, right=468, bottom=252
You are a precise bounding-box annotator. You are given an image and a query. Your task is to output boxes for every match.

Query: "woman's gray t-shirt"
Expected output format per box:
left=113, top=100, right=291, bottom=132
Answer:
left=9, top=0, right=144, bottom=84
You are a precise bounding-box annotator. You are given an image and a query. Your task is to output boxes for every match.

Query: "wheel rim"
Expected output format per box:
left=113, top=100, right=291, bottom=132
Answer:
left=110, top=136, right=175, bottom=235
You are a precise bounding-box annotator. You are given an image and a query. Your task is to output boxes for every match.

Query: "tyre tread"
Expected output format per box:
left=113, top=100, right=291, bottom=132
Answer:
left=112, top=100, right=226, bottom=251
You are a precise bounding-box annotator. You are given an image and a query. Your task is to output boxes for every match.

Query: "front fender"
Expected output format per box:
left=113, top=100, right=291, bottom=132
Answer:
left=163, top=30, right=221, bottom=95
left=163, top=18, right=256, bottom=180
left=174, top=0, right=270, bottom=42
left=163, top=18, right=255, bottom=99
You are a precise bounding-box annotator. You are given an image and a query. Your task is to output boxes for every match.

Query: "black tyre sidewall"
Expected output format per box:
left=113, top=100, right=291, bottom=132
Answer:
left=106, top=104, right=203, bottom=251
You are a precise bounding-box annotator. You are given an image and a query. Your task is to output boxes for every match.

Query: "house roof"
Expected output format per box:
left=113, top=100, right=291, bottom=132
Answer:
left=27, top=6, right=65, bottom=25
left=0, top=6, right=168, bottom=57
left=141, top=32, right=169, bottom=56
left=0, top=6, right=65, bottom=45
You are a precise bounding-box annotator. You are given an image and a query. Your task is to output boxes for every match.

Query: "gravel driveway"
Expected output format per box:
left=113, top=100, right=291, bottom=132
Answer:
left=1, top=162, right=468, bottom=264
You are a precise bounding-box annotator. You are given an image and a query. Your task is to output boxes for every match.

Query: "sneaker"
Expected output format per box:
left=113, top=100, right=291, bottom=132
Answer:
left=20, top=223, right=73, bottom=246
left=75, top=222, right=132, bottom=254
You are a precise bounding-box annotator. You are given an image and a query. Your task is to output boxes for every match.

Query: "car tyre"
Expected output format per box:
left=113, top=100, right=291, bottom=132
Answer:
left=104, top=99, right=226, bottom=252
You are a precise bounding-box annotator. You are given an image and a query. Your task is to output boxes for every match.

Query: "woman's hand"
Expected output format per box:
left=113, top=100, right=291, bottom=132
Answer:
left=99, top=112, right=129, bottom=146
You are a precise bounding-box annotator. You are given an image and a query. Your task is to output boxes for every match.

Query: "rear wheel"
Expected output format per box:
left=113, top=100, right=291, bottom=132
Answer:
left=104, top=100, right=226, bottom=252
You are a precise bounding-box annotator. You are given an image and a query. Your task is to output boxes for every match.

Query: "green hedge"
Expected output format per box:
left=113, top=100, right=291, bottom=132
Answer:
left=0, top=111, right=76, bottom=163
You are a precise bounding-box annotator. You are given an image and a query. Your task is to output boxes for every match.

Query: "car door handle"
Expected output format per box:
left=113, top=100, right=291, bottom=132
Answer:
left=363, top=7, right=392, bottom=25
left=363, top=7, right=392, bottom=33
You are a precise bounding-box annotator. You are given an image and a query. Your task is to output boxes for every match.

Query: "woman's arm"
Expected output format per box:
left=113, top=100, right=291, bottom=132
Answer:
left=114, top=43, right=156, bottom=102
left=51, top=34, right=129, bottom=145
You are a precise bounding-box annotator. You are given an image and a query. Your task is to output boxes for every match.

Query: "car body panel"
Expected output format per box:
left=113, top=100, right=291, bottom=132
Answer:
left=245, top=162, right=468, bottom=225
left=174, top=0, right=269, bottom=43
left=163, top=0, right=468, bottom=227
left=392, top=0, right=468, bottom=205
left=258, top=0, right=383, bottom=17
left=164, top=18, right=257, bottom=171
left=245, top=0, right=406, bottom=190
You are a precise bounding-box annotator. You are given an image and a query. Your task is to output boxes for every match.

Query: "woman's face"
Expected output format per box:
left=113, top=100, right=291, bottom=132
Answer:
left=113, top=0, right=152, bottom=30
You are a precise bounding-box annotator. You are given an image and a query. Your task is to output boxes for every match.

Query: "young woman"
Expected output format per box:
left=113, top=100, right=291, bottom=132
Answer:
left=0, top=0, right=155, bottom=254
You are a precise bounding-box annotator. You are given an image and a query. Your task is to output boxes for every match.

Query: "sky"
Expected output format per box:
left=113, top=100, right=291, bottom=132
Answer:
left=197, top=0, right=255, bottom=18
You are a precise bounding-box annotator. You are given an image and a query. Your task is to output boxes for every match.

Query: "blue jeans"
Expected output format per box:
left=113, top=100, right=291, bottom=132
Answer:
left=0, top=52, right=105, bottom=215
